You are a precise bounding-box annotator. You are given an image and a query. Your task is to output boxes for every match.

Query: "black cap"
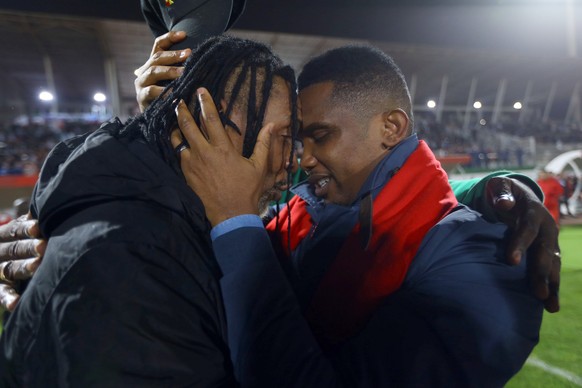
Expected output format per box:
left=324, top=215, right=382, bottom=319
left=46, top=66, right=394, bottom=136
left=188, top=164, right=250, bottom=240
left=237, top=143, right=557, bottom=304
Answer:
left=141, top=0, right=246, bottom=50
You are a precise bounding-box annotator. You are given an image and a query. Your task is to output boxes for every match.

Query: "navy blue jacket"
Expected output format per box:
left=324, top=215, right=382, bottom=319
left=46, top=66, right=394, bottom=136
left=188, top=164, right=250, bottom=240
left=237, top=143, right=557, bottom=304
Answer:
left=211, top=137, right=543, bottom=387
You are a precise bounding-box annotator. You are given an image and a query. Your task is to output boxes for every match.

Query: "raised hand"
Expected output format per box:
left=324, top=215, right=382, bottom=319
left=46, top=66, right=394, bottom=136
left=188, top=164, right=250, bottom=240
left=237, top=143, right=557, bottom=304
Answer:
left=170, top=90, right=274, bottom=226
left=134, top=31, right=191, bottom=112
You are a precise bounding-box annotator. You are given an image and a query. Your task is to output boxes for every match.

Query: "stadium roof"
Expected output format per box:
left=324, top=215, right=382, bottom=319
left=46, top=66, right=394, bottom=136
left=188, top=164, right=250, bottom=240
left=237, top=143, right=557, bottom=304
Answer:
left=0, top=1, right=581, bottom=122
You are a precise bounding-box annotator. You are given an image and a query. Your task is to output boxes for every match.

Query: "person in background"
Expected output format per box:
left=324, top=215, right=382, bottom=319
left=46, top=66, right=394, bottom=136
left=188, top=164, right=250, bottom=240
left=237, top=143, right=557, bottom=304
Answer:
left=537, top=169, right=564, bottom=226
left=559, top=172, right=576, bottom=217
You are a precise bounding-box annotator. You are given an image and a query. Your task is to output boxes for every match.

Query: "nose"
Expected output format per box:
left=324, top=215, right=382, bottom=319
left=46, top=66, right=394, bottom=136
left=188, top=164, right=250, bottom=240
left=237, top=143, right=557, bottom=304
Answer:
left=300, top=141, right=317, bottom=171
left=286, top=152, right=299, bottom=174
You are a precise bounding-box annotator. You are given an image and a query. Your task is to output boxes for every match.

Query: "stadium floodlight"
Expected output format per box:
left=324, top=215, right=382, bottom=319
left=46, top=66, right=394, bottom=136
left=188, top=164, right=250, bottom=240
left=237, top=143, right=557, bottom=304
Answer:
left=93, top=92, right=107, bottom=102
left=38, top=90, right=54, bottom=102
left=427, top=100, right=437, bottom=109
left=473, top=101, right=482, bottom=109
left=513, top=102, right=522, bottom=110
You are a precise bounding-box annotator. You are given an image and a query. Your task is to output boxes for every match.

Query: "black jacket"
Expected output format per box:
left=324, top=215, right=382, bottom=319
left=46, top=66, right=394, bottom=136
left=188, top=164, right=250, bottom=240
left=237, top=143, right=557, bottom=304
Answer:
left=0, top=119, right=236, bottom=387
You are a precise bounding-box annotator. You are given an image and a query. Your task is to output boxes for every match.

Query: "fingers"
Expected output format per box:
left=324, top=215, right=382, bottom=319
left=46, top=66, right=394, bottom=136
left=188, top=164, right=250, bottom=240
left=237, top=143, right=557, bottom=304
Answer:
left=486, top=177, right=516, bottom=213
left=0, top=257, right=41, bottom=282
left=249, top=123, right=274, bottom=170
left=134, top=51, right=188, bottom=79
left=170, top=129, right=185, bottom=150
left=0, top=215, right=39, bottom=242
left=149, top=30, right=187, bottom=57
left=252, top=123, right=275, bottom=193
left=134, top=52, right=188, bottom=112
left=526, top=243, right=552, bottom=301
left=490, top=177, right=545, bottom=265
left=505, top=197, right=556, bottom=267
left=533, top=217, right=560, bottom=312
left=545, top=254, right=561, bottom=313
left=0, top=239, right=46, bottom=261
left=526, top=242, right=561, bottom=313
left=505, top=213, right=538, bottom=265
left=0, top=283, right=19, bottom=312
left=197, top=88, right=230, bottom=147
left=0, top=254, right=43, bottom=312
left=134, top=31, right=191, bottom=113
left=135, top=30, right=190, bottom=78
left=175, top=100, right=208, bottom=151
left=136, top=85, right=166, bottom=113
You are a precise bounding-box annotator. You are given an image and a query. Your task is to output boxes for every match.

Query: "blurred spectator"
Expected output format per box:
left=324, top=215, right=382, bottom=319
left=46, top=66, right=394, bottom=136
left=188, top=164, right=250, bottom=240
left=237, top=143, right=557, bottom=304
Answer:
left=515, top=147, right=524, bottom=167
left=537, top=170, right=564, bottom=226
left=0, top=197, right=31, bottom=227
left=13, top=197, right=30, bottom=218
left=559, top=173, right=577, bottom=217
left=0, top=121, right=98, bottom=176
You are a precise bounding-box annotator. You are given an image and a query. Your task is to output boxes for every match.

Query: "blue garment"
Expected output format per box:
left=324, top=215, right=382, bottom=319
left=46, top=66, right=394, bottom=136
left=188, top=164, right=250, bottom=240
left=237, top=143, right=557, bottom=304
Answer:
left=211, top=137, right=543, bottom=387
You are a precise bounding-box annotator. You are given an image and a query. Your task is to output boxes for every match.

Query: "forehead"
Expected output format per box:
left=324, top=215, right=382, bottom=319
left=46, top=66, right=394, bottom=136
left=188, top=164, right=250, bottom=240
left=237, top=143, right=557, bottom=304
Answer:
left=299, top=81, right=360, bottom=134
left=266, top=76, right=292, bottom=109
left=263, top=77, right=293, bottom=126
left=298, top=81, right=335, bottom=122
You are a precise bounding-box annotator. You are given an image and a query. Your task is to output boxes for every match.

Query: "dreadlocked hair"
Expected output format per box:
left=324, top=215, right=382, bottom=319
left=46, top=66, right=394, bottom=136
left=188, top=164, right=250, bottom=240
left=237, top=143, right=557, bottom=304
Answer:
left=118, top=34, right=299, bottom=176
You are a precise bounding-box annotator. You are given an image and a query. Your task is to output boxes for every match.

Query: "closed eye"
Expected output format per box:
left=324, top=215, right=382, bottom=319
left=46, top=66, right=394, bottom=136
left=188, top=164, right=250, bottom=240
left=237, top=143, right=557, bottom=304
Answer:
left=312, top=130, right=329, bottom=143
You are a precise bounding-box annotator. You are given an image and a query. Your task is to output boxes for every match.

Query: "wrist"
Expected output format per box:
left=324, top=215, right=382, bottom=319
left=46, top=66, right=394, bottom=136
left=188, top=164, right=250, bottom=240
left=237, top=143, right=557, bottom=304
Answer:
left=206, top=204, right=259, bottom=227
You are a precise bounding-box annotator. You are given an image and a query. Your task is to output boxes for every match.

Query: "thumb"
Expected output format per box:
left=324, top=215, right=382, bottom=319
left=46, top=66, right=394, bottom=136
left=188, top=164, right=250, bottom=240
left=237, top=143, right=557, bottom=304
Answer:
left=487, top=176, right=516, bottom=213
left=249, top=123, right=273, bottom=170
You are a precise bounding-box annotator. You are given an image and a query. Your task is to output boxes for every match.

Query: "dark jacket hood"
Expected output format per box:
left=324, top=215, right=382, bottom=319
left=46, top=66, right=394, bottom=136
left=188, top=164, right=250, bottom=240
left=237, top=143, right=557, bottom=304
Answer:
left=32, top=118, right=207, bottom=237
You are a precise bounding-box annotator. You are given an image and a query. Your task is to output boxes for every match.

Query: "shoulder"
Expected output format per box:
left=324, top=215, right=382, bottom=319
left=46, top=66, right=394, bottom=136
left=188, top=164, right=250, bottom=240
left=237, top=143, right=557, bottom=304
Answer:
left=411, top=205, right=508, bottom=269
left=406, top=204, right=532, bottom=297
left=401, top=206, right=543, bottom=385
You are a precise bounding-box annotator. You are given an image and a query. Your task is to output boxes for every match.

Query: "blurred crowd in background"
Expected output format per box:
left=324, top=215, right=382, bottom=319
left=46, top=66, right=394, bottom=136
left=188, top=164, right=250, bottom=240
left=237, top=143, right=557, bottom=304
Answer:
left=0, top=113, right=580, bottom=225
left=2, top=114, right=582, bottom=176
left=0, top=120, right=99, bottom=176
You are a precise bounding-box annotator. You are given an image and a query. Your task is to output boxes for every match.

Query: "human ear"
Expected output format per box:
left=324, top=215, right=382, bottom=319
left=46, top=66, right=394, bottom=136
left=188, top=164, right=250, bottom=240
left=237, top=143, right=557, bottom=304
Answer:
left=381, top=109, right=410, bottom=149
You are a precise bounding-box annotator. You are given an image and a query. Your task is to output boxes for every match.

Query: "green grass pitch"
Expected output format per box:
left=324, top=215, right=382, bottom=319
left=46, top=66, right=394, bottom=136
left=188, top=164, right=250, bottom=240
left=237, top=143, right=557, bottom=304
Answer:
left=508, top=225, right=582, bottom=387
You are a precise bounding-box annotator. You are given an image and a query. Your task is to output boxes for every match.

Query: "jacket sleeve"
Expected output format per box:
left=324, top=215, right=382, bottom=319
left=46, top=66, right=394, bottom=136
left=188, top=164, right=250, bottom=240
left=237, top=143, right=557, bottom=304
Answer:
left=212, top=224, right=343, bottom=388
left=212, top=223, right=472, bottom=387
left=403, top=207, right=544, bottom=386
left=36, top=240, right=234, bottom=387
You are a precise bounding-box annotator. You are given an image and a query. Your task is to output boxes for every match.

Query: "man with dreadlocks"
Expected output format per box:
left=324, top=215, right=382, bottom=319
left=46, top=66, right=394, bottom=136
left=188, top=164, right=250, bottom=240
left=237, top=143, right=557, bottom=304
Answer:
left=0, top=35, right=298, bottom=387
left=174, top=45, right=551, bottom=386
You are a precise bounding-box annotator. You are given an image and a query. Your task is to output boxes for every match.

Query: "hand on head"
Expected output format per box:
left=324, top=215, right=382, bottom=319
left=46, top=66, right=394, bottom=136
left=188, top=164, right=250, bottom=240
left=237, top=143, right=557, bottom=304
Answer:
left=171, top=91, right=275, bottom=226
left=134, top=31, right=191, bottom=112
